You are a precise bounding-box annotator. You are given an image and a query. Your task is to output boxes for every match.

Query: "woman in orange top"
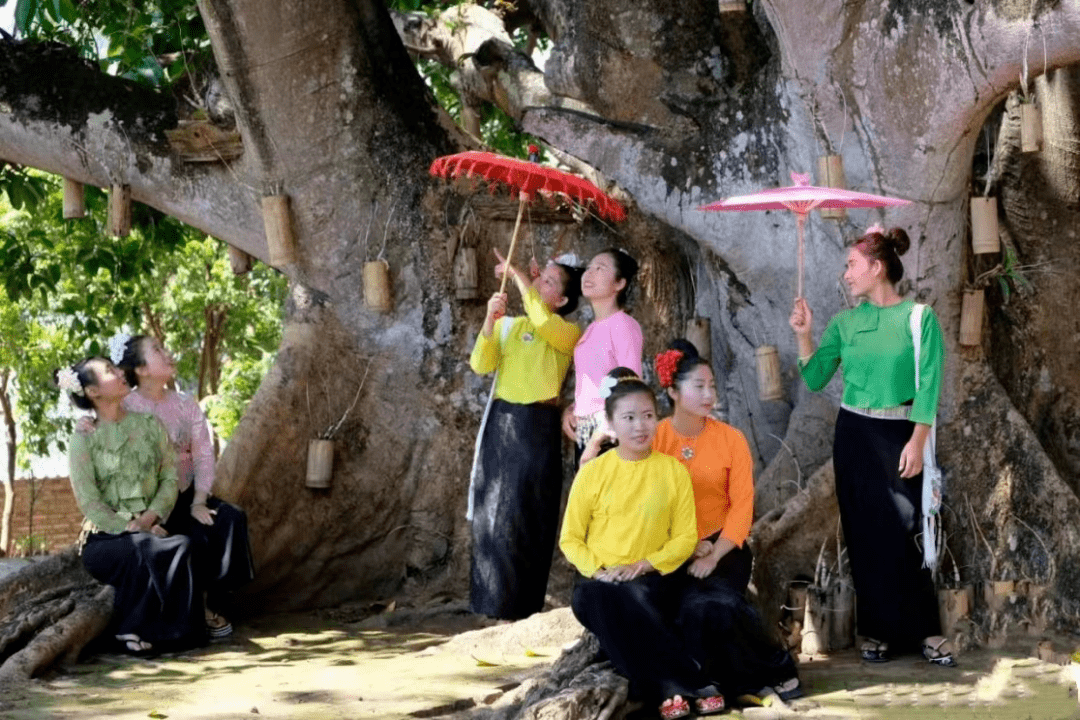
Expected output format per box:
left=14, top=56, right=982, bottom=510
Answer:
left=653, top=339, right=801, bottom=701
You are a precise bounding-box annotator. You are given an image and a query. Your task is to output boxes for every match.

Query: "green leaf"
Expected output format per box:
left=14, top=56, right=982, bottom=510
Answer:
left=14, top=0, right=38, bottom=34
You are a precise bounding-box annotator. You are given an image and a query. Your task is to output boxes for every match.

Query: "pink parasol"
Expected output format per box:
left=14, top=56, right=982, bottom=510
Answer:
left=699, top=172, right=911, bottom=297
left=430, top=150, right=626, bottom=293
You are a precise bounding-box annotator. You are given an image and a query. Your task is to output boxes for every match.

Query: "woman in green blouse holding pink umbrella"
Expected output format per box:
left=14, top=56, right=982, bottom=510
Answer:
left=790, top=224, right=955, bottom=667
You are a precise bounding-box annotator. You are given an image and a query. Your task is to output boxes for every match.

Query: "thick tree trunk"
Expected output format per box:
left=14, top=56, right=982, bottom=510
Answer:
left=0, top=371, right=15, bottom=556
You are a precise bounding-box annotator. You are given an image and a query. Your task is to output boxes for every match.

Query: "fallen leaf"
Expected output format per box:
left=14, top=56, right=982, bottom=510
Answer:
left=148, top=712, right=168, bottom=719
left=523, top=648, right=546, bottom=657
left=472, top=655, right=499, bottom=667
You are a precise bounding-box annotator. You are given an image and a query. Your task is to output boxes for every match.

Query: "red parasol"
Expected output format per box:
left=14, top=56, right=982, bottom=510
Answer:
left=430, top=150, right=626, bottom=293
left=699, top=172, right=911, bottom=298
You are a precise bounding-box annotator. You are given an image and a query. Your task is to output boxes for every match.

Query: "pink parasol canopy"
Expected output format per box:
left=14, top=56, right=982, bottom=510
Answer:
left=699, top=172, right=911, bottom=297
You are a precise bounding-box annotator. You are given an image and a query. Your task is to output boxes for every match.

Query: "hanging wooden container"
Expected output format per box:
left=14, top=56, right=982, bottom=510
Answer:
left=685, top=317, right=712, bottom=361
left=1020, top=103, right=1043, bottom=153
left=62, top=178, right=85, bottom=219
left=364, top=260, right=392, bottom=312
left=306, top=439, right=334, bottom=489
left=453, top=246, right=479, bottom=300
left=938, top=586, right=974, bottom=634
left=959, top=289, right=984, bottom=347
left=108, top=184, right=131, bottom=237
left=817, top=154, right=847, bottom=220
left=970, top=196, right=1000, bottom=254
left=228, top=245, right=253, bottom=275
left=755, top=345, right=783, bottom=401
left=718, top=0, right=745, bottom=11
left=261, top=194, right=298, bottom=266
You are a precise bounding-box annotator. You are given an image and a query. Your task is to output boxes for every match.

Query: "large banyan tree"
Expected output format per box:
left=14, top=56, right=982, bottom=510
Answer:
left=3, top=0, right=1080, bottom=680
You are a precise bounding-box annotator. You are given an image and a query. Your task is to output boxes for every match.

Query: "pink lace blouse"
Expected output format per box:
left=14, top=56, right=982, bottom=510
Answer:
left=123, top=390, right=215, bottom=495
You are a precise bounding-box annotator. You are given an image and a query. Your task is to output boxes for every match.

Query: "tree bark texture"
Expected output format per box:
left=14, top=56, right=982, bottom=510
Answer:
left=1, top=1, right=1079, bottom=640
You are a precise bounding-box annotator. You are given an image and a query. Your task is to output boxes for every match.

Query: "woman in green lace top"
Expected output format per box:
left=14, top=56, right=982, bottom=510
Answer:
left=62, top=357, right=206, bottom=654
left=789, top=225, right=955, bottom=668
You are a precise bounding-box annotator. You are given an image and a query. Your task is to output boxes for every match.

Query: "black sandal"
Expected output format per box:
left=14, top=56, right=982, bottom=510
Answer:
left=774, top=677, right=804, bottom=701
left=923, top=637, right=959, bottom=667
left=860, top=639, right=890, bottom=663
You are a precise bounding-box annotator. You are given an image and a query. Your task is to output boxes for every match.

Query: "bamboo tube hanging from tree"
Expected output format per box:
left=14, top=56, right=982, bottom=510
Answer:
left=108, top=184, right=131, bottom=237
left=262, top=194, right=298, bottom=266
left=62, top=178, right=85, bottom=219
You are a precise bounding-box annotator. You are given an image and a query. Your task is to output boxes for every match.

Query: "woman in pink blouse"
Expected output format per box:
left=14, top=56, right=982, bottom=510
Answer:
left=562, top=248, right=643, bottom=465
left=117, top=335, right=253, bottom=638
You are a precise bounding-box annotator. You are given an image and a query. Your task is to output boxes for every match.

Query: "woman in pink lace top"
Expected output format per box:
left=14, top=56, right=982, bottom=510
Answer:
left=561, top=248, right=644, bottom=465
left=117, top=335, right=253, bottom=638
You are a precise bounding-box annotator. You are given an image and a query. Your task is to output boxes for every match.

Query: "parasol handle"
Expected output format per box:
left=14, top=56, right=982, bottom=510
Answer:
left=499, top=197, right=528, bottom=294
left=796, top=212, right=806, bottom=299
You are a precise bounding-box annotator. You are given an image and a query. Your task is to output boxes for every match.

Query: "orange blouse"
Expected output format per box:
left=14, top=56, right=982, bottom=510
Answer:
left=652, top=417, right=754, bottom=547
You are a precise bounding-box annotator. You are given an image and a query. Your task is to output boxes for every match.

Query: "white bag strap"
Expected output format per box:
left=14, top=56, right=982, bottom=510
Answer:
left=911, top=303, right=924, bottom=391
left=466, top=317, right=516, bottom=521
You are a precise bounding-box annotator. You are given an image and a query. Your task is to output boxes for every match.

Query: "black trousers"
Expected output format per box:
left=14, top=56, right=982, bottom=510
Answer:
left=164, top=486, right=255, bottom=615
left=470, top=400, right=563, bottom=619
left=833, top=409, right=941, bottom=650
left=571, top=573, right=715, bottom=704
left=676, top=544, right=797, bottom=696
left=82, top=530, right=206, bottom=649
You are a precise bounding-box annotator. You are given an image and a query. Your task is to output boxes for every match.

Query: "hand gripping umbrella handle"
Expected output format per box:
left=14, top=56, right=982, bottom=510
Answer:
left=499, top=197, right=527, bottom=295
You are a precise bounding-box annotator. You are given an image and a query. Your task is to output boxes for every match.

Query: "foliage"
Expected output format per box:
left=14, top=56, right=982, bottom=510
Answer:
left=390, top=0, right=544, bottom=159
left=4, top=0, right=212, bottom=90
left=0, top=174, right=284, bottom=472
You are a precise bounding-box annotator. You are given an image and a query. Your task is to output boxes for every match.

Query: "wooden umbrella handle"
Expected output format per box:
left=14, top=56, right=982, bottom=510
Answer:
left=499, top=197, right=528, bottom=295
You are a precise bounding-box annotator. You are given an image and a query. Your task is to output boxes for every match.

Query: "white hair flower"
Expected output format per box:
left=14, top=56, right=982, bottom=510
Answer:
left=57, top=367, right=84, bottom=396
left=551, top=252, right=583, bottom=269
left=865, top=223, right=886, bottom=236
left=598, top=375, right=619, bottom=399
left=107, top=332, right=131, bottom=365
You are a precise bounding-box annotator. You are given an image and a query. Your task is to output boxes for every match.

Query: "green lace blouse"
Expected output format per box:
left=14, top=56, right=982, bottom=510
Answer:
left=68, top=411, right=178, bottom=534
left=797, top=299, right=944, bottom=425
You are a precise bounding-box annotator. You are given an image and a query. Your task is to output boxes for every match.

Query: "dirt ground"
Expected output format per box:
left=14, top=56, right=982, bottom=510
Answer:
left=2, top=600, right=1080, bottom=720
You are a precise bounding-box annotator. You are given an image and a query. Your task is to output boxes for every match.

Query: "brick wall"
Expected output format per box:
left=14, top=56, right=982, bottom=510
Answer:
left=6, top=477, right=84, bottom=556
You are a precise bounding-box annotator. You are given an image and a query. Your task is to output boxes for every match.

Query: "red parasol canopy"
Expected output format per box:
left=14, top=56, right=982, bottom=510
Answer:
left=430, top=150, right=626, bottom=293
left=429, top=151, right=627, bottom=223
left=699, top=172, right=911, bottom=297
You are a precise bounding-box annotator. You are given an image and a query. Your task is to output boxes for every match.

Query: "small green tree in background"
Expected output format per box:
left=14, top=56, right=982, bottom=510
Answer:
left=0, top=173, right=285, bottom=554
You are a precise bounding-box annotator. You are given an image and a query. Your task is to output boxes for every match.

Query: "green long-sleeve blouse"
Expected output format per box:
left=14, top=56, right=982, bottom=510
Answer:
left=68, top=411, right=178, bottom=534
left=797, top=299, right=944, bottom=425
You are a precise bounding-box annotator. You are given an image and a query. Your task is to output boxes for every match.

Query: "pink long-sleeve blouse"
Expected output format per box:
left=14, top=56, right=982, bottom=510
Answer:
left=123, top=390, right=215, bottom=496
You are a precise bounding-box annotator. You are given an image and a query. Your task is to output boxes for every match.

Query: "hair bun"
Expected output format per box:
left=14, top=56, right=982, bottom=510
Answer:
left=668, top=338, right=700, bottom=360
left=885, top=227, right=910, bottom=256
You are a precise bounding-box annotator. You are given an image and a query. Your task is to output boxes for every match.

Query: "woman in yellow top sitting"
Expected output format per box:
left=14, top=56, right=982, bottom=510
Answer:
left=653, top=339, right=801, bottom=702
left=467, top=250, right=582, bottom=620
left=560, top=368, right=724, bottom=720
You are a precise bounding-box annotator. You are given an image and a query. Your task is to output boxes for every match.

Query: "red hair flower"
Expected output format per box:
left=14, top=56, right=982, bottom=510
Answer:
left=654, top=350, right=683, bottom=389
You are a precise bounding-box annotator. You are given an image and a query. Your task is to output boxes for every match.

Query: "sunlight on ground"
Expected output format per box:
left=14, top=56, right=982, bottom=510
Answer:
left=3, top=610, right=1080, bottom=720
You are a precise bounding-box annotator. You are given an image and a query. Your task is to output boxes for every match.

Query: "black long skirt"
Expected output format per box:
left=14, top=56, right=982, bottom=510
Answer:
left=82, top=531, right=206, bottom=649
left=470, top=399, right=562, bottom=619
left=833, top=408, right=940, bottom=650
left=676, top=544, right=797, bottom=697
left=572, top=573, right=716, bottom=704
left=163, top=486, right=255, bottom=615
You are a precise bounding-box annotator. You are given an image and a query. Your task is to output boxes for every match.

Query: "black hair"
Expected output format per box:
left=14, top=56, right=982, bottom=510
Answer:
left=603, top=366, right=656, bottom=420
left=596, top=247, right=639, bottom=308
left=552, top=263, right=583, bottom=317
left=116, top=335, right=150, bottom=388
left=853, top=227, right=910, bottom=285
left=55, top=358, right=100, bottom=411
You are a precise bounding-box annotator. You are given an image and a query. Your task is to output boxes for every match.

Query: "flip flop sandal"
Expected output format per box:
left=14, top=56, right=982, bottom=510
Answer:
left=659, top=695, right=690, bottom=720
left=923, top=638, right=959, bottom=667
left=694, top=694, right=726, bottom=715
left=206, top=611, right=234, bottom=639
left=860, top=639, right=890, bottom=663
left=115, top=634, right=155, bottom=657
left=774, top=677, right=805, bottom=701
